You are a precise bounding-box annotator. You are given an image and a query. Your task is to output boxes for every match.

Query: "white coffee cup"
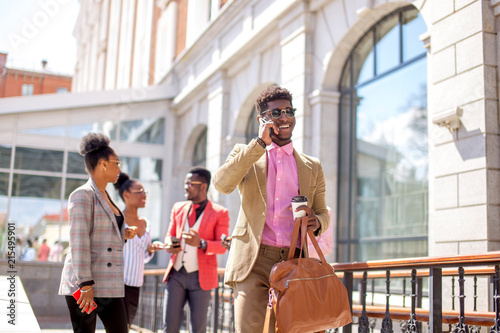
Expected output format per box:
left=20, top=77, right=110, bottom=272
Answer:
left=291, top=196, right=308, bottom=219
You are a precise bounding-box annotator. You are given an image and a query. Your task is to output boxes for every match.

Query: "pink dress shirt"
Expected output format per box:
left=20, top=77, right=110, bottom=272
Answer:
left=261, top=141, right=300, bottom=248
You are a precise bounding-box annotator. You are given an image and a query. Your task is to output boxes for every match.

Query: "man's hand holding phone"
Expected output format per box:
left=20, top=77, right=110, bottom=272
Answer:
left=165, top=236, right=182, bottom=254
left=258, top=117, right=276, bottom=146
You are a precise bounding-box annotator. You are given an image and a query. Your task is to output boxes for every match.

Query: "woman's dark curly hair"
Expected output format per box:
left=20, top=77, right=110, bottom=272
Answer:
left=79, top=132, right=116, bottom=174
left=113, top=172, right=137, bottom=200
left=254, top=85, right=293, bottom=114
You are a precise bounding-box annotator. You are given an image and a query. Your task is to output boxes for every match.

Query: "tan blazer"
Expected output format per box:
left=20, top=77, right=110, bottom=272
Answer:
left=213, top=139, right=329, bottom=287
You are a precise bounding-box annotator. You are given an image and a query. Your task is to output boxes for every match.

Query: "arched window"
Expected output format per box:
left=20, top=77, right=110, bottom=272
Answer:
left=245, top=107, right=259, bottom=143
left=192, top=128, right=207, bottom=166
left=337, top=6, right=428, bottom=263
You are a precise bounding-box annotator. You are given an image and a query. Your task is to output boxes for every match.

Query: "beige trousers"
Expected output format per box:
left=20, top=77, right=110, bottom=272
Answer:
left=233, top=244, right=300, bottom=333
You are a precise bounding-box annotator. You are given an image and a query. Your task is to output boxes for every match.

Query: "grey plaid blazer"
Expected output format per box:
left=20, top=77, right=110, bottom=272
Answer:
left=59, top=178, right=125, bottom=297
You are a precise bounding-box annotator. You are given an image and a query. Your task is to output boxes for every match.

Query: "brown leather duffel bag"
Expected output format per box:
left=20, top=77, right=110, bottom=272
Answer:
left=264, top=217, right=352, bottom=333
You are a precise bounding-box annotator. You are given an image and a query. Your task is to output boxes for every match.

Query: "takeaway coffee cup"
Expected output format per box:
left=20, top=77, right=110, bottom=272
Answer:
left=291, top=196, right=308, bottom=219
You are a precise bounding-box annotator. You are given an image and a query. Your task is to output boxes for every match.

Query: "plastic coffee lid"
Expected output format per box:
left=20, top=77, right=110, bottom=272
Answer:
left=291, top=196, right=308, bottom=202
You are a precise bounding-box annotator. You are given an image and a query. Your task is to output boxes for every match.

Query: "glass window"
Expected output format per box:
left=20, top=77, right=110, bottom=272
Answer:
left=19, top=126, right=67, bottom=137
left=338, top=6, right=428, bottom=263
left=192, top=128, right=207, bottom=166
left=120, top=156, right=163, bottom=181
left=14, top=147, right=64, bottom=172
left=0, top=172, right=8, bottom=196
left=375, top=14, right=400, bottom=75
left=67, top=152, right=87, bottom=175
left=65, top=178, right=88, bottom=199
left=0, top=146, right=11, bottom=169
left=120, top=118, right=165, bottom=144
left=245, top=109, right=259, bottom=143
left=57, top=87, right=69, bottom=93
left=68, top=122, right=117, bottom=140
left=22, top=84, right=34, bottom=96
left=9, top=174, right=62, bottom=226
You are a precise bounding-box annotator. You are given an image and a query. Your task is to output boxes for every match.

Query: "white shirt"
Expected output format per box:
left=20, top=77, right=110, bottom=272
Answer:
left=123, top=219, right=154, bottom=287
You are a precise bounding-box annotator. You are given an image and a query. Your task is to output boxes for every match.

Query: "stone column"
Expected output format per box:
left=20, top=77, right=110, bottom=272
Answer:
left=309, top=89, right=340, bottom=260
left=278, top=1, right=313, bottom=153
left=206, top=70, right=229, bottom=203
left=426, top=1, right=498, bottom=312
left=428, top=0, right=499, bottom=258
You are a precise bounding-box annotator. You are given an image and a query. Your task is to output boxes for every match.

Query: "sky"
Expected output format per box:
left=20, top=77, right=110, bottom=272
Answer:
left=0, top=0, right=80, bottom=75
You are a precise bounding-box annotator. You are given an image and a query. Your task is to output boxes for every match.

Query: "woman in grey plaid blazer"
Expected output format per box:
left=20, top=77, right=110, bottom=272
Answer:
left=59, top=133, right=137, bottom=333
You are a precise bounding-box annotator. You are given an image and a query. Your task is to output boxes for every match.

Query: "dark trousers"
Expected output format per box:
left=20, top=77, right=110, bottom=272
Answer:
left=162, top=267, right=212, bottom=333
left=65, top=295, right=128, bottom=333
left=124, top=285, right=141, bottom=326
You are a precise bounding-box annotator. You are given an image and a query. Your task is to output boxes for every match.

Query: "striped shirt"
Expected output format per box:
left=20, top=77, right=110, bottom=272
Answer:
left=123, top=219, right=154, bottom=287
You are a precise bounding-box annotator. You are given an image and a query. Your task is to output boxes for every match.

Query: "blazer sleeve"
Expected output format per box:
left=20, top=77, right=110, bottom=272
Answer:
left=213, top=139, right=266, bottom=194
left=311, top=161, right=329, bottom=235
left=205, top=208, right=230, bottom=255
left=68, top=189, right=94, bottom=286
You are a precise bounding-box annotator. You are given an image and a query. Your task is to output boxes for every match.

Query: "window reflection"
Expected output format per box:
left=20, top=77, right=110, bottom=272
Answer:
left=69, top=122, right=117, bottom=140
left=0, top=146, right=11, bottom=169
left=120, top=118, right=165, bottom=144
left=192, top=128, right=207, bottom=166
left=338, top=6, right=428, bottom=262
left=375, top=14, right=400, bottom=75
left=14, top=147, right=64, bottom=172
left=65, top=178, right=88, bottom=199
left=67, top=152, right=87, bottom=175
left=120, top=156, right=163, bottom=181
left=245, top=108, right=259, bottom=143
left=10, top=174, right=62, bottom=226
left=19, top=126, right=67, bottom=137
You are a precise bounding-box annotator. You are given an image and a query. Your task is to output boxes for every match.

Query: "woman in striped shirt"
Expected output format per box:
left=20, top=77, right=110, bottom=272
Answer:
left=114, top=172, right=162, bottom=327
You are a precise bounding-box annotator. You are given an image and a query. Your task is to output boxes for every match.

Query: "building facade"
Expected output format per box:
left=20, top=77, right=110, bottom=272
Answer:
left=0, top=53, right=72, bottom=97
left=0, top=0, right=498, bottom=294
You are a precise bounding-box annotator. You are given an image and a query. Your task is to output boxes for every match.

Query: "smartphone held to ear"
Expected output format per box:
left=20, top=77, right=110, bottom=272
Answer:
left=259, top=118, right=273, bottom=137
left=73, top=288, right=97, bottom=314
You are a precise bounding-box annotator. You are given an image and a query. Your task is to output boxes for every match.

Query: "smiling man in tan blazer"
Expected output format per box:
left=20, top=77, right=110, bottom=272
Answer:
left=213, top=86, right=329, bottom=333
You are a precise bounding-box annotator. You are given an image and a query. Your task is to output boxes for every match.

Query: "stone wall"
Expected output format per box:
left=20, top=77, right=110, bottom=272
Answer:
left=0, top=261, right=67, bottom=318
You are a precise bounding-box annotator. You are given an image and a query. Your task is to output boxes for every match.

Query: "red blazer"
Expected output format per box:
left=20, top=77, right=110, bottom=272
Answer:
left=162, top=200, right=229, bottom=290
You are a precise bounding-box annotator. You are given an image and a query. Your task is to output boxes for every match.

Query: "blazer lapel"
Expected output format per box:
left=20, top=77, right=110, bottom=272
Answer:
left=294, top=149, right=312, bottom=198
left=254, top=153, right=267, bottom=205
left=198, top=201, right=213, bottom=236
left=89, top=178, right=122, bottom=238
left=177, top=202, right=191, bottom=235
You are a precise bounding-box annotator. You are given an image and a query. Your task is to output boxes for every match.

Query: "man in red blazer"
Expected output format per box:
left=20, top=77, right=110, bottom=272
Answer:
left=162, top=167, right=229, bottom=333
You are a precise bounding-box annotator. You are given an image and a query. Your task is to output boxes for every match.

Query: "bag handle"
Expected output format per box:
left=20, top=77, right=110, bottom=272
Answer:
left=287, top=216, right=329, bottom=266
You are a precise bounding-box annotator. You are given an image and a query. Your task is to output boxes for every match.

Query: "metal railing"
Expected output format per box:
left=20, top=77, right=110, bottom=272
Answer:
left=133, top=252, right=500, bottom=333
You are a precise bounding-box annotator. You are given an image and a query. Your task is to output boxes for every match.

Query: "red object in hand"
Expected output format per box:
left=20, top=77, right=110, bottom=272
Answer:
left=73, top=288, right=97, bottom=314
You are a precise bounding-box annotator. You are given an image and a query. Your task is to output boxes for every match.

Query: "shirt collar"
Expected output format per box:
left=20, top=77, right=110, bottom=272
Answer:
left=267, top=141, right=294, bottom=156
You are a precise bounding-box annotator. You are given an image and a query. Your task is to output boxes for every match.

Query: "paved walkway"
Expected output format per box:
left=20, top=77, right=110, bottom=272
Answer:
left=0, top=275, right=41, bottom=332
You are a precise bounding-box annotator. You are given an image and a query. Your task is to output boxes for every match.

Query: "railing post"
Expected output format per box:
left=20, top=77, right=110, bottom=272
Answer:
left=430, top=267, right=442, bottom=333
left=381, top=270, right=393, bottom=333
left=359, top=272, right=370, bottom=333
left=213, top=281, right=219, bottom=332
left=152, top=275, right=159, bottom=332
left=451, top=267, right=469, bottom=333
left=405, top=269, right=419, bottom=333
left=490, top=265, right=500, bottom=333
left=343, top=271, right=353, bottom=333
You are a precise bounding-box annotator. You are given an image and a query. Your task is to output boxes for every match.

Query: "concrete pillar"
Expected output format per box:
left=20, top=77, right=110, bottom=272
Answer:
left=206, top=71, right=229, bottom=203
left=278, top=1, right=313, bottom=153
left=309, top=89, right=340, bottom=260
left=428, top=0, right=499, bottom=259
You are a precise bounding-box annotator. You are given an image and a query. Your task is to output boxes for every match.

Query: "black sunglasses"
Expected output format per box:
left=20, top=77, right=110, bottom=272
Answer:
left=261, top=107, right=296, bottom=119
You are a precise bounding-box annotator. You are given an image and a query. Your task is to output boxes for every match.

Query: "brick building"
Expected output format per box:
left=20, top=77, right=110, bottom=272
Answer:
left=0, top=53, right=72, bottom=97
